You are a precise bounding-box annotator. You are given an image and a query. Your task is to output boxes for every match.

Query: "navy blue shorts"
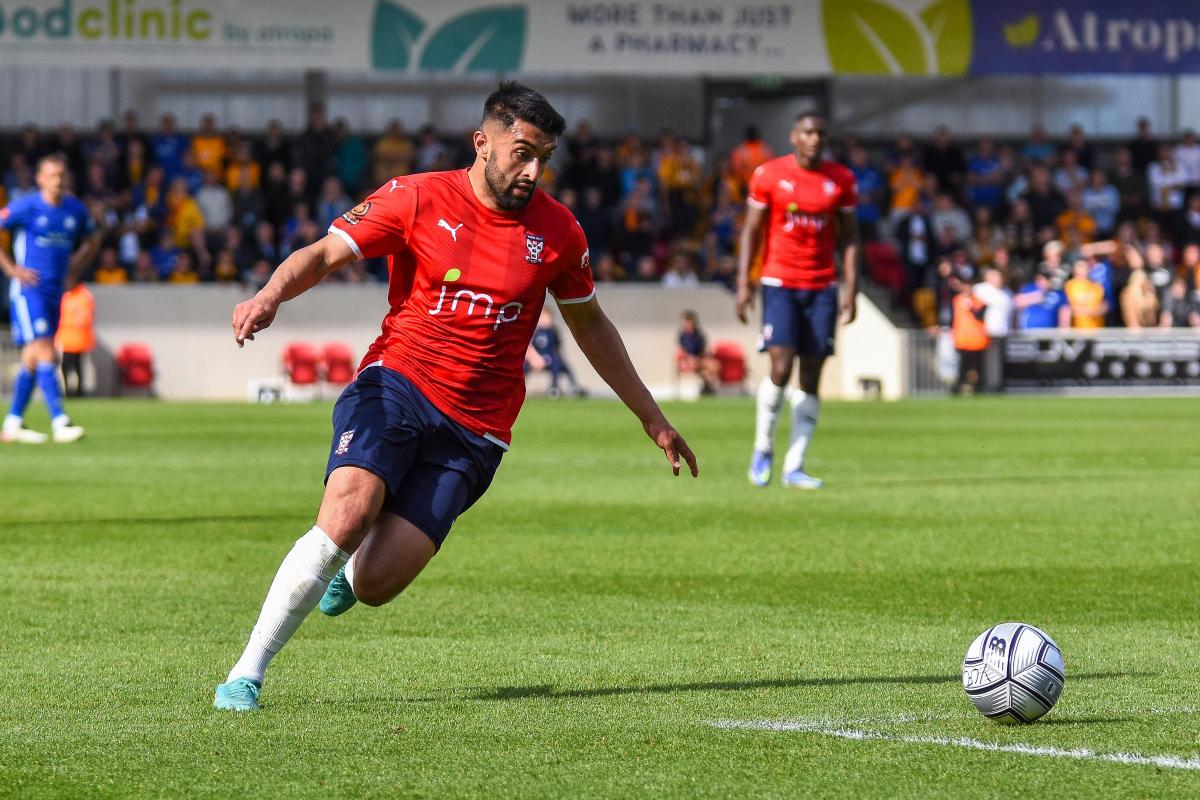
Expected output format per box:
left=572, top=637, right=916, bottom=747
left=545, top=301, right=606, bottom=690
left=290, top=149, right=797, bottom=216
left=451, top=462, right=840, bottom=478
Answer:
left=8, top=281, right=60, bottom=346
left=760, top=284, right=838, bottom=357
left=325, top=365, right=505, bottom=549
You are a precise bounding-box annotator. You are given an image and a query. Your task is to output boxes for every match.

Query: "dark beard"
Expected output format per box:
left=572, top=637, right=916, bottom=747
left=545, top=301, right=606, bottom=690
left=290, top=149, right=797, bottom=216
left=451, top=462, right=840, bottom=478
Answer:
left=485, top=155, right=534, bottom=211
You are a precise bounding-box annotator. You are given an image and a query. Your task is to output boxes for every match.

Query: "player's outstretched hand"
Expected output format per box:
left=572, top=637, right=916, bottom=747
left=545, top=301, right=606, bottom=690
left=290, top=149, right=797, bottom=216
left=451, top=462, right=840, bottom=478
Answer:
left=232, top=291, right=281, bottom=348
left=645, top=419, right=699, bottom=477
left=735, top=284, right=754, bottom=324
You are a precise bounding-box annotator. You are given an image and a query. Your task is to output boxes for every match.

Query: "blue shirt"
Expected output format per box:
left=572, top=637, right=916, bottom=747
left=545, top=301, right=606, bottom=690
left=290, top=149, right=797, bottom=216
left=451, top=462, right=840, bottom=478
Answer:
left=1, top=193, right=93, bottom=296
left=1017, top=283, right=1067, bottom=329
left=967, top=155, right=1003, bottom=208
left=151, top=133, right=190, bottom=181
left=531, top=326, right=561, bottom=358
left=850, top=165, right=883, bottom=223
left=1089, top=260, right=1114, bottom=308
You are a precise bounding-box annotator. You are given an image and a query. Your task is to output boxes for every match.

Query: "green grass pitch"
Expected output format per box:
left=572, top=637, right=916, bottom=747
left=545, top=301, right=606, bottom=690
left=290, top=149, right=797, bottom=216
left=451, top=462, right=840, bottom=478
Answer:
left=1, top=395, right=1198, bottom=798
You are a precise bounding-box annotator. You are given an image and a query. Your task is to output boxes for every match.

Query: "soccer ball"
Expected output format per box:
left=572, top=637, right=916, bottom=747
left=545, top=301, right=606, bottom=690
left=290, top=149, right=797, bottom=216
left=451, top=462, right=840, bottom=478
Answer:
left=962, top=622, right=1065, bottom=724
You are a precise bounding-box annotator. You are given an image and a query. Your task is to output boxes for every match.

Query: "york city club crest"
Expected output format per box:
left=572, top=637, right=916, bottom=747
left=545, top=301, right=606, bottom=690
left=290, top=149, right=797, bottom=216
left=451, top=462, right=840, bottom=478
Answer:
left=525, top=232, right=544, bottom=264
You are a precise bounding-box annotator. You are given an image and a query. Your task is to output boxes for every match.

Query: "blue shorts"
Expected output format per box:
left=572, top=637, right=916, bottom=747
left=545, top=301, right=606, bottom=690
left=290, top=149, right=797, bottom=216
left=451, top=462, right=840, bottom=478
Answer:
left=760, top=284, right=838, bottom=357
left=325, top=365, right=505, bottom=549
left=8, top=280, right=60, bottom=346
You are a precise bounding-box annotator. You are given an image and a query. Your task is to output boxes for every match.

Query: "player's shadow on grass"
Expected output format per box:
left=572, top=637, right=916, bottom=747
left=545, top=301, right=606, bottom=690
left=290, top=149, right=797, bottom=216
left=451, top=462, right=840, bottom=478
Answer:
left=473, top=671, right=1137, bottom=701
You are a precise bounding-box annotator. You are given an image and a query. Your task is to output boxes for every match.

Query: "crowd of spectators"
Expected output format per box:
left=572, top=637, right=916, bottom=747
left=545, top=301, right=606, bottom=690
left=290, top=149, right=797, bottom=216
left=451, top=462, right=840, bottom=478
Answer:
left=2, top=103, right=1199, bottom=332
left=855, top=119, right=1200, bottom=331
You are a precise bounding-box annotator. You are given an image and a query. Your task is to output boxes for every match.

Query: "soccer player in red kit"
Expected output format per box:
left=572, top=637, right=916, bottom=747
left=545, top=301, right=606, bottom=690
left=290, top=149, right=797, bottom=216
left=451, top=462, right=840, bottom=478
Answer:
left=215, top=82, right=698, bottom=711
left=735, top=111, right=859, bottom=489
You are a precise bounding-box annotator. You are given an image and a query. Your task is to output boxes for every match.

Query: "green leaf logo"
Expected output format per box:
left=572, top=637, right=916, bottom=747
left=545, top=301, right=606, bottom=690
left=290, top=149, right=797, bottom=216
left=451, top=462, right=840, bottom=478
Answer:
left=1004, top=14, right=1039, bottom=49
left=921, top=0, right=972, bottom=75
left=371, top=1, right=526, bottom=73
left=443, top=268, right=462, bottom=282
left=822, top=0, right=972, bottom=76
left=419, top=7, right=526, bottom=72
left=371, top=1, right=426, bottom=71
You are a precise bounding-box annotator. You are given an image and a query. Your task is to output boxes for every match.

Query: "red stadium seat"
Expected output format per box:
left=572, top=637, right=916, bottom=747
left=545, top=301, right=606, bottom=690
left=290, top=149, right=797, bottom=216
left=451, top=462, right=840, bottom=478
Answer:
left=322, top=342, right=356, bottom=385
left=866, top=241, right=906, bottom=297
left=283, top=342, right=321, bottom=386
left=713, top=340, right=747, bottom=389
left=116, top=342, right=155, bottom=390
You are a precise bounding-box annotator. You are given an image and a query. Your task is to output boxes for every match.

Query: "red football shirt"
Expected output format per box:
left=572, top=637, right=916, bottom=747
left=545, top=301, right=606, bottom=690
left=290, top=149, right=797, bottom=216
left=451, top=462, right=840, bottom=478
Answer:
left=328, top=169, right=594, bottom=446
left=747, top=156, right=857, bottom=290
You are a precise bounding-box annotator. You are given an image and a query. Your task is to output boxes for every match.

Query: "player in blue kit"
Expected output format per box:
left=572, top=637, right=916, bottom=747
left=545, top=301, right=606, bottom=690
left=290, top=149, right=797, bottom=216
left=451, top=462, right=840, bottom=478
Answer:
left=1, top=154, right=98, bottom=444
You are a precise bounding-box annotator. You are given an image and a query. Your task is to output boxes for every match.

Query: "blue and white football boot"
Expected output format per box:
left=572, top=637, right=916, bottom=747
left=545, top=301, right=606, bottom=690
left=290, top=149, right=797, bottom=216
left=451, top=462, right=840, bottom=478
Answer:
left=781, top=468, right=823, bottom=490
left=748, top=450, right=773, bottom=487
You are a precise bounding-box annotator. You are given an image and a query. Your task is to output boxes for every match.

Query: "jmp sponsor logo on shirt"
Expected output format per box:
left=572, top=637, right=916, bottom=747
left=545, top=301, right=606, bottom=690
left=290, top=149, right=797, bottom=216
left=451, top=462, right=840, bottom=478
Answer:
left=428, top=268, right=524, bottom=331
left=783, top=203, right=830, bottom=234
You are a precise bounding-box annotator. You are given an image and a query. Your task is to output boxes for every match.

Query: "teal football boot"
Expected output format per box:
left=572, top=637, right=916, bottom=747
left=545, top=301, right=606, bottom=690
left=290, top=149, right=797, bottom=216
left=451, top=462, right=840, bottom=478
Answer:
left=319, top=566, right=358, bottom=616
left=214, top=677, right=262, bottom=711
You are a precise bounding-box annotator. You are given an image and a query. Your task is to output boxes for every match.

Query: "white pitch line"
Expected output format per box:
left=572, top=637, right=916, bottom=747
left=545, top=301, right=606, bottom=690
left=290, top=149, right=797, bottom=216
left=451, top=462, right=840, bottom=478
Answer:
left=709, top=719, right=1200, bottom=771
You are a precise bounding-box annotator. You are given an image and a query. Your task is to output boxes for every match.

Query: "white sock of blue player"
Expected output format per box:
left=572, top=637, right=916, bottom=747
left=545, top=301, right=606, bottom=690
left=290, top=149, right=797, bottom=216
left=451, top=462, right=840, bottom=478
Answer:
left=34, top=363, right=66, bottom=425
left=753, top=377, right=786, bottom=453
left=226, top=526, right=350, bottom=684
left=783, top=390, right=820, bottom=474
left=4, top=368, right=36, bottom=427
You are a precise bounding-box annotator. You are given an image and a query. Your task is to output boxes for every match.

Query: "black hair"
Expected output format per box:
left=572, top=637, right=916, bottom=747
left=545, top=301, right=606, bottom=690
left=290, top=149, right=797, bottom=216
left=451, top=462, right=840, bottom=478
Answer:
left=482, top=80, right=565, bottom=137
left=794, top=109, right=825, bottom=123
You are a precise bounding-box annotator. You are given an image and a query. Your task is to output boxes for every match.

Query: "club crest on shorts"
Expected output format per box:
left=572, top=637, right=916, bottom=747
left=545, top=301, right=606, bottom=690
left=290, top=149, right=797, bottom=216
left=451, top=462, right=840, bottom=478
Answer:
left=823, top=180, right=836, bottom=196
left=335, top=429, right=355, bottom=456
left=525, top=232, right=544, bottom=264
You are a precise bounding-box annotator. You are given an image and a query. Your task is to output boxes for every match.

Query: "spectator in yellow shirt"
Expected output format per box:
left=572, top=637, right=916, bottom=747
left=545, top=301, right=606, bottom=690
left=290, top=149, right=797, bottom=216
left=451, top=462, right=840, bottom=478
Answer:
left=1055, top=190, right=1097, bottom=243
left=92, top=247, right=129, bottom=284
left=1065, top=259, right=1107, bottom=328
left=889, top=153, right=926, bottom=219
left=225, top=142, right=261, bottom=191
left=191, top=113, right=227, bottom=178
left=166, top=177, right=205, bottom=250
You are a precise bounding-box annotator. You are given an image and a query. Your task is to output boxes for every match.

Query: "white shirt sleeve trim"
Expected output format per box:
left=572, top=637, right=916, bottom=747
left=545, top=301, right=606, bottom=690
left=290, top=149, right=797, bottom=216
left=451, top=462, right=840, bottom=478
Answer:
left=551, top=287, right=596, bottom=305
left=327, top=225, right=363, bottom=260
left=746, top=198, right=768, bottom=209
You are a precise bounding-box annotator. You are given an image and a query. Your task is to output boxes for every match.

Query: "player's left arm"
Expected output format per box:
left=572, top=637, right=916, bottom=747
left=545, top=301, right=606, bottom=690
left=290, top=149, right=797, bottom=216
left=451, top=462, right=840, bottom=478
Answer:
left=835, top=207, right=860, bottom=325
left=557, top=296, right=698, bottom=478
left=66, top=207, right=105, bottom=288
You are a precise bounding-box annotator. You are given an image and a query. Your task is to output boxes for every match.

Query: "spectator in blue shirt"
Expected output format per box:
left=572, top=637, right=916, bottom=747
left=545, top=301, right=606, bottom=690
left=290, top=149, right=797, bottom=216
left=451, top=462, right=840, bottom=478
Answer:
left=967, top=138, right=1004, bottom=211
left=1015, top=270, right=1069, bottom=329
left=1081, top=169, right=1120, bottom=237
left=150, top=113, right=190, bottom=183
left=848, top=145, right=883, bottom=240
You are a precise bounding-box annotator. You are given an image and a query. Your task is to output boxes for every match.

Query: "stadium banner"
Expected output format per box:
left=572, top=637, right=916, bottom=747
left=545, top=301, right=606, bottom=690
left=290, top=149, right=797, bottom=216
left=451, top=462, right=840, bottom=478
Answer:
left=0, top=0, right=1196, bottom=75
left=1004, top=330, right=1200, bottom=391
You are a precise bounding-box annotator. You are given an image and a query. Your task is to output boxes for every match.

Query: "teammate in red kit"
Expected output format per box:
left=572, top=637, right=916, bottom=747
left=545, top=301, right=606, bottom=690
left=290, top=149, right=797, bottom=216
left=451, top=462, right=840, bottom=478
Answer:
left=215, top=82, right=698, bottom=711
left=735, top=111, right=859, bottom=490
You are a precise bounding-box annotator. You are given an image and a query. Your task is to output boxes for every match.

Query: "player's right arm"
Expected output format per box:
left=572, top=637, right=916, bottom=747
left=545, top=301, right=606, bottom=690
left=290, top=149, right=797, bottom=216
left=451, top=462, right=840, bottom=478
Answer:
left=736, top=166, right=770, bottom=323
left=233, top=180, right=414, bottom=347
left=232, top=233, right=358, bottom=347
left=0, top=201, right=38, bottom=287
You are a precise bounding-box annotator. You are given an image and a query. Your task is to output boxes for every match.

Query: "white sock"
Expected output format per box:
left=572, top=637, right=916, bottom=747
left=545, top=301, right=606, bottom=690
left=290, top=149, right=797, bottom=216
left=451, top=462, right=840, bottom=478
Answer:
left=226, top=526, right=349, bottom=685
left=3, top=414, right=21, bottom=430
left=754, top=377, right=786, bottom=453
left=783, top=390, right=820, bottom=474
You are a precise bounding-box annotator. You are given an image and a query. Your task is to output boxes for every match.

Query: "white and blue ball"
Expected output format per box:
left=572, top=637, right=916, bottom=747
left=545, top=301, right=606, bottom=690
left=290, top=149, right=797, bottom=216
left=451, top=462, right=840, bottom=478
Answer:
left=962, top=622, right=1064, bottom=724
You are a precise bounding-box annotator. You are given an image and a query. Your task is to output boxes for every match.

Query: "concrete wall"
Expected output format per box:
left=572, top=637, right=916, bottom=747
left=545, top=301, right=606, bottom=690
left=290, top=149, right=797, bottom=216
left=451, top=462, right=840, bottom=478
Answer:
left=88, top=284, right=908, bottom=401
